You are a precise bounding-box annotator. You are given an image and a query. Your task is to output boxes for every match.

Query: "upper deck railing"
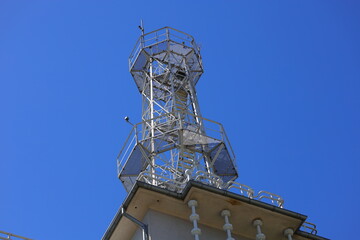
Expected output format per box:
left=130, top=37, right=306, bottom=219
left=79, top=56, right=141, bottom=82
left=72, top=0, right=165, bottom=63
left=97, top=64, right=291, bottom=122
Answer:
left=129, top=27, right=201, bottom=70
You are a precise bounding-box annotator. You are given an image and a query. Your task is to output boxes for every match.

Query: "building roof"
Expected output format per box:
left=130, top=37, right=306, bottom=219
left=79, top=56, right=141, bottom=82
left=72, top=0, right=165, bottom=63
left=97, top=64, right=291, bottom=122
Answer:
left=103, top=180, right=329, bottom=240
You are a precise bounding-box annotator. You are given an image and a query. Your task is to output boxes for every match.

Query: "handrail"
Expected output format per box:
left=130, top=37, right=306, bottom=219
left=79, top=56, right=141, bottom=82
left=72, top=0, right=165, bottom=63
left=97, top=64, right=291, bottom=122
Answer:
left=224, top=181, right=284, bottom=208
left=194, top=170, right=223, bottom=188
left=301, top=221, right=318, bottom=235
left=116, top=127, right=136, bottom=173
left=140, top=26, right=194, bottom=44
left=116, top=111, right=237, bottom=176
left=253, top=190, right=284, bottom=208
left=138, top=171, right=188, bottom=189
left=0, top=231, right=33, bottom=240
left=136, top=170, right=285, bottom=209
left=226, top=181, right=254, bottom=198
left=129, top=27, right=200, bottom=71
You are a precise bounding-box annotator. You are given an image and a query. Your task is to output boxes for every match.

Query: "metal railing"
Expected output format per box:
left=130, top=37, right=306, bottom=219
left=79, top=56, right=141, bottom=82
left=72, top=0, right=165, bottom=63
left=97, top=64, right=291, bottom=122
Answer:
left=0, top=231, right=32, bottom=240
left=129, top=27, right=201, bottom=70
left=225, top=181, right=284, bottom=208
left=300, top=221, right=318, bottom=235
left=136, top=169, right=285, bottom=208
left=136, top=169, right=319, bottom=235
left=226, top=181, right=254, bottom=198
left=117, top=111, right=236, bottom=176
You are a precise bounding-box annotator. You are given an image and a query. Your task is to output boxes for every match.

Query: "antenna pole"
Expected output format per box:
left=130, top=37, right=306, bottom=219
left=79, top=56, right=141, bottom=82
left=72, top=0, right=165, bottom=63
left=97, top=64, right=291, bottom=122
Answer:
left=140, top=19, right=144, bottom=35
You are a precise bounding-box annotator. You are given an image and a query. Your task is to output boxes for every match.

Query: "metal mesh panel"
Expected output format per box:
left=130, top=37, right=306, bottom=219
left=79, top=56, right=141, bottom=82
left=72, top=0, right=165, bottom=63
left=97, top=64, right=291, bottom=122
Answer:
left=131, top=71, right=146, bottom=92
left=145, top=41, right=167, bottom=56
left=167, top=51, right=185, bottom=67
left=132, top=51, right=147, bottom=71
left=120, top=176, right=138, bottom=192
left=130, top=37, right=203, bottom=92
left=169, top=41, right=193, bottom=56
left=140, top=137, right=176, bottom=154
left=211, top=144, right=237, bottom=182
left=185, top=142, right=220, bottom=153
left=120, top=145, right=149, bottom=176
left=183, top=130, right=220, bottom=145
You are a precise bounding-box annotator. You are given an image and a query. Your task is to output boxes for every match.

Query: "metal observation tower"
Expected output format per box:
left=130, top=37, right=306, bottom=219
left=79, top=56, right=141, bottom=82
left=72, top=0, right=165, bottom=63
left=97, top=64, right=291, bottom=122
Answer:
left=103, top=26, right=327, bottom=240
left=118, top=27, right=237, bottom=192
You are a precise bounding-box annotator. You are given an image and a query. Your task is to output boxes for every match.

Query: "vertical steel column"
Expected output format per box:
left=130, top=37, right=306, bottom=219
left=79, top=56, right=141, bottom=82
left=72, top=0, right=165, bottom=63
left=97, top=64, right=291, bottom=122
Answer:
left=187, top=78, right=213, bottom=174
left=149, top=58, right=156, bottom=185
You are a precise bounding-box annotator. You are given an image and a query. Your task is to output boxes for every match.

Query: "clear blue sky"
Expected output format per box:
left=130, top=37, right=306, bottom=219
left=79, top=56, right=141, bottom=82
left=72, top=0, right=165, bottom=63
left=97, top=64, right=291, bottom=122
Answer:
left=1, top=1, right=359, bottom=239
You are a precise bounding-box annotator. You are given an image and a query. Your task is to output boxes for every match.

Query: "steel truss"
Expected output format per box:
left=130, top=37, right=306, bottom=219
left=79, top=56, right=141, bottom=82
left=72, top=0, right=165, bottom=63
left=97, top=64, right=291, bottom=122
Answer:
left=118, top=27, right=238, bottom=192
left=114, top=27, right=323, bottom=234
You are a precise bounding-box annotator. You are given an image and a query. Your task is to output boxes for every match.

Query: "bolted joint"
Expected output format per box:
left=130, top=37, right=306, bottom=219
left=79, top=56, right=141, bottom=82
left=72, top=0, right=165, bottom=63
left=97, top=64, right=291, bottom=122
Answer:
left=284, top=228, right=294, bottom=240
left=188, top=200, right=198, bottom=208
left=253, top=219, right=263, bottom=227
left=284, top=228, right=294, bottom=236
left=191, top=227, right=202, bottom=235
left=189, top=213, right=200, bottom=221
left=256, top=233, right=266, bottom=240
left=221, top=209, right=231, bottom=217
left=185, top=169, right=192, bottom=181
left=223, top=223, right=233, bottom=231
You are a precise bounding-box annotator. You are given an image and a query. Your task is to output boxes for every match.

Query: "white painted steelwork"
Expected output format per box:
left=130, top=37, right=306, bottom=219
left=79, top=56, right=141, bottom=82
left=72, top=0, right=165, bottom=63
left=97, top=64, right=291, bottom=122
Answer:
left=253, top=219, right=266, bottom=240
left=188, top=200, right=201, bottom=240
left=117, top=27, right=287, bottom=212
left=108, top=25, right=326, bottom=240
left=118, top=27, right=238, bottom=193
left=284, top=228, right=294, bottom=240
left=221, top=210, right=234, bottom=240
left=116, top=26, right=320, bottom=238
left=300, top=221, right=318, bottom=235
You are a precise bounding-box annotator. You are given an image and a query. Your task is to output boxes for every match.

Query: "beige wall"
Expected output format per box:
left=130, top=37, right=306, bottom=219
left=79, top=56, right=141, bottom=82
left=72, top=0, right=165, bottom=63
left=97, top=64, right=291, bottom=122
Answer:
left=132, top=209, right=251, bottom=240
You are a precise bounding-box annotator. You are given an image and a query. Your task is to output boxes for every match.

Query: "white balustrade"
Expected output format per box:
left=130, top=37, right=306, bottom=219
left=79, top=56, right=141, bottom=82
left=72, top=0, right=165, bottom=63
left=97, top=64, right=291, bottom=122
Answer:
left=188, top=200, right=201, bottom=240
left=221, top=210, right=235, bottom=240
left=253, top=219, right=266, bottom=240
left=284, top=228, right=294, bottom=240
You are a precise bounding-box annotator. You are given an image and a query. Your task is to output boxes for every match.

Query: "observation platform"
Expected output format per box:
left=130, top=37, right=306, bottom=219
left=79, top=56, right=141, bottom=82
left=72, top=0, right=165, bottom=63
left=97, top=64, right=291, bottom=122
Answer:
left=129, top=27, right=203, bottom=93
left=117, top=111, right=238, bottom=192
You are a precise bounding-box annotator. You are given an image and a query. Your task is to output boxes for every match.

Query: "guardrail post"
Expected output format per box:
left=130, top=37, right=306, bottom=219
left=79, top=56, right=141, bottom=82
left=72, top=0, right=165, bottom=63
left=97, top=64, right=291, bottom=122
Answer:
left=166, top=28, right=170, bottom=40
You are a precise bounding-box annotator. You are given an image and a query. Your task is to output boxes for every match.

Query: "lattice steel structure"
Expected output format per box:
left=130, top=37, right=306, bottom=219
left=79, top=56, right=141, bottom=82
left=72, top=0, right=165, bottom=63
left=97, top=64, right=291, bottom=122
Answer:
left=117, top=27, right=238, bottom=192
left=103, top=27, right=326, bottom=240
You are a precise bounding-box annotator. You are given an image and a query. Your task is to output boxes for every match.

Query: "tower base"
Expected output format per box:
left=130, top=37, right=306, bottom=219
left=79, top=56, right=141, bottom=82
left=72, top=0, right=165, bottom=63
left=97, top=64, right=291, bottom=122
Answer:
left=102, top=181, right=328, bottom=240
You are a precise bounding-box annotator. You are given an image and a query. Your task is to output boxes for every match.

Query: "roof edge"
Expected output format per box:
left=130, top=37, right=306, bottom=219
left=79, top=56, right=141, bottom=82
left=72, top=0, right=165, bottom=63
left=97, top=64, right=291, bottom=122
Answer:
left=102, top=181, right=327, bottom=240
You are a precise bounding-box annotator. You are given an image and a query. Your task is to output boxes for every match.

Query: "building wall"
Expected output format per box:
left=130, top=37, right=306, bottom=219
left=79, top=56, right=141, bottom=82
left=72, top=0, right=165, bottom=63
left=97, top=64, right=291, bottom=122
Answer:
left=131, top=209, right=251, bottom=240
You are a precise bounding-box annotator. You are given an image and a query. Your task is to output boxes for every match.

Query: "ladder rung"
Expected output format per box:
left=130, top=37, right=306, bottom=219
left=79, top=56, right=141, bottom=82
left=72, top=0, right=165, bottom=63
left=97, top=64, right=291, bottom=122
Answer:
left=181, top=159, right=193, bottom=164
left=182, top=152, right=193, bottom=158
left=178, top=162, right=192, bottom=168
